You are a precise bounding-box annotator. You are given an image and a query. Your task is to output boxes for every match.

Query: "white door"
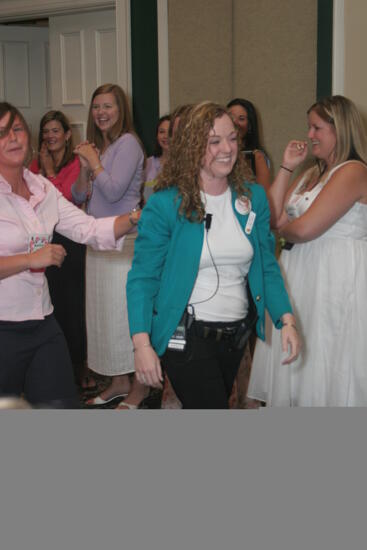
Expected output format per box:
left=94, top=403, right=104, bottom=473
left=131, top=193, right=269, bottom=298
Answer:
left=0, top=25, right=50, bottom=147
left=49, top=9, right=116, bottom=143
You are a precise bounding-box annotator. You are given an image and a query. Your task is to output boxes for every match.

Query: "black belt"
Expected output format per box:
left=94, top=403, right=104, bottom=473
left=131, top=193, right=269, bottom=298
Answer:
left=195, top=322, right=239, bottom=342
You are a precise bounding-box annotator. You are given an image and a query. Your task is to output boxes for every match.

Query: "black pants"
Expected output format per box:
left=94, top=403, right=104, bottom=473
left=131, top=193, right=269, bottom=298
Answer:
left=0, top=314, right=80, bottom=408
left=46, top=232, right=86, bottom=368
left=161, top=321, right=247, bottom=409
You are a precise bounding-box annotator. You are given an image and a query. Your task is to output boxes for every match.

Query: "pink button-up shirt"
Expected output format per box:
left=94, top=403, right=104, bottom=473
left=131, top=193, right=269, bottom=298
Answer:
left=0, top=169, right=124, bottom=321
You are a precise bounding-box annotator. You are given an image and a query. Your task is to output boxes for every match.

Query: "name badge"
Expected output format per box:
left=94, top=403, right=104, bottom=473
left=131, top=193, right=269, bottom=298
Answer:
left=28, top=234, right=51, bottom=254
left=245, top=211, right=256, bottom=235
left=235, top=195, right=252, bottom=215
left=28, top=234, right=52, bottom=273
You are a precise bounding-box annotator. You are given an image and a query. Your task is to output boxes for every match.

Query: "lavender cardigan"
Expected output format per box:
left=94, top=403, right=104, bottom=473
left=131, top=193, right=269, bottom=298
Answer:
left=72, top=133, right=144, bottom=218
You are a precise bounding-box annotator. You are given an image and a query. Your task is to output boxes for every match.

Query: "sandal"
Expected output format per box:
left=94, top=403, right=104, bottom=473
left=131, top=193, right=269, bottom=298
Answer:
left=115, top=401, right=138, bottom=410
left=86, top=393, right=128, bottom=407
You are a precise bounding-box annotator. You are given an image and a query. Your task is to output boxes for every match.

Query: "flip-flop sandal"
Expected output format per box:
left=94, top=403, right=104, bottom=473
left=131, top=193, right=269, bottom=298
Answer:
left=86, top=393, right=128, bottom=406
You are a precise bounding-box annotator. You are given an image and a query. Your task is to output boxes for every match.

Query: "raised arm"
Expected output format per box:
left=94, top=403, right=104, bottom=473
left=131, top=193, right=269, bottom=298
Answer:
left=279, top=161, right=367, bottom=242
left=54, top=186, right=140, bottom=249
left=267, top=140, right=308, bottom=228
left=71, top=141, right=99, bottom=202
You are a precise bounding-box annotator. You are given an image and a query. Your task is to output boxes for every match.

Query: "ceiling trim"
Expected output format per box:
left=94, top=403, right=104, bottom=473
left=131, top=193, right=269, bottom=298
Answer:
left=0, top=0, right=114, bottom=22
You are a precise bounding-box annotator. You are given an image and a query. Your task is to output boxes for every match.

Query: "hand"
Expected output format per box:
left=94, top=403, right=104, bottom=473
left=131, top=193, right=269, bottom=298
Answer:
left=282, top=140, right=308, bottom=172
left=28, top=244, right=67, bottom=270
left=281, top=323, right=301, bottom=365
left=39, top=142, right=56, bottom=177
left=74, top=142, right=100, bottom=170
left=134, top=345, right=163, bottom=389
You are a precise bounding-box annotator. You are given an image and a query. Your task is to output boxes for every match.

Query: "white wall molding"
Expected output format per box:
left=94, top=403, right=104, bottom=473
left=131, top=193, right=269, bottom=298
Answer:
left=332, top=0, right=344, bottom=95
left=0, top=1, right=114, bottom=21
left=60, top=30, right=86, bottom=105
left=157, top=0, right=170, bottom=115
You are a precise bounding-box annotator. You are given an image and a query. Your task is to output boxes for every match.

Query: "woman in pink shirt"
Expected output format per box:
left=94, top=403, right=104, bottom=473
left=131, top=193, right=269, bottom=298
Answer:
left=29, top=111, right=87, bottom=387
left=0, top=102, right=140, bottom=408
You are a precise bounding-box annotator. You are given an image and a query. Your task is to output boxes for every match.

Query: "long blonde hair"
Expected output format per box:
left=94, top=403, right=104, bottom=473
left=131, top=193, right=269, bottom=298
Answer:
left=307, top=95, right=367, bottom=179
left=155, top=101, right=254, bottom=221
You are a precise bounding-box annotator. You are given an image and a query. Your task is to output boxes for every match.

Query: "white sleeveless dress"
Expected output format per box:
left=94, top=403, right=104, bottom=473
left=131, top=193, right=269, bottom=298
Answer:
left=248, top=161, right=367, bottom=406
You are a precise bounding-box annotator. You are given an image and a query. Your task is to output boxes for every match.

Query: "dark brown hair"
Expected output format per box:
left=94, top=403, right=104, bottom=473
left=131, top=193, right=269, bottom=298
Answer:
left=38, top=110, right=75, bottom=172
left=154, top=115, right=171, bottom=157
left=0, top=102, right=32, bottom=165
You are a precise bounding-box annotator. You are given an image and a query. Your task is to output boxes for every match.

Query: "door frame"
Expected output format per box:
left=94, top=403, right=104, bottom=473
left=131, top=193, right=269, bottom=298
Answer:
left=0, top=0, right=132, bottom=95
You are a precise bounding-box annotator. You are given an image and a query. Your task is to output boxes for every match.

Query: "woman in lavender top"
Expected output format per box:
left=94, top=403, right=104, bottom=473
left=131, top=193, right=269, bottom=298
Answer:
left=72, top=83, right=146, bottom=409
left=144, top=115, right=170, bottom=201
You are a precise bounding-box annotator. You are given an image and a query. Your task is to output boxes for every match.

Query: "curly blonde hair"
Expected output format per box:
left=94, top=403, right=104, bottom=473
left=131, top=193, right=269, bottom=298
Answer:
left=155, top=101, right=254, bottom=221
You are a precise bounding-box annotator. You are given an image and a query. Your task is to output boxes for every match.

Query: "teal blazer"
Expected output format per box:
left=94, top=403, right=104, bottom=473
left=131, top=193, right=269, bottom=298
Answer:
left=127, top=184, right=292, bottom=356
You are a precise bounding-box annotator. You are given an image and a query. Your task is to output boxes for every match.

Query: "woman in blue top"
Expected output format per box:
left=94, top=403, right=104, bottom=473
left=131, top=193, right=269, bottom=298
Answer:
left=126, top=102, right=300, bottom=409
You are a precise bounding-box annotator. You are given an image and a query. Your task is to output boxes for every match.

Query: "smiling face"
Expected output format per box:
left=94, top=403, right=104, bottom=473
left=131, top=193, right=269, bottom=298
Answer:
left=228, top=104, right=249, bottom=139
left=200, top=113, right=238, bottom=190
left=91, top=92, right=120, bottom=135
left=42, top=119, right=70, bottom=155
left=307, top=109, right=337, bottom=165
left=0, top=112, right=29, bottom=169
left=157, top=119, right=170, bottom=153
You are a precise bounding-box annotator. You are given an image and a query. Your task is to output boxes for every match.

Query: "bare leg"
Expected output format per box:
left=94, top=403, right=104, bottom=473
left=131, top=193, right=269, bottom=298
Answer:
left=79, top=362, right=97, bottom=389
left=86, top=373, right=131, bottom=404
left=116, top=375, right=149, bottom=409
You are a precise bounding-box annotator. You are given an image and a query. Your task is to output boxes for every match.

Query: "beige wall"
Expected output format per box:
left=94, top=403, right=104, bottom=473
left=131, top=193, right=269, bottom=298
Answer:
left=168, top=0, right=318, bottom=172
left=232, top=0, right=317, bottom=171
left=167, top=0, right=233, bottom=109
left=344, top=0, right=367, bottom=121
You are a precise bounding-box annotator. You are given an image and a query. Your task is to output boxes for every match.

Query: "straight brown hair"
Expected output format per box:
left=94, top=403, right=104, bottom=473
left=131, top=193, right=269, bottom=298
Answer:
left=86, top=83, right=136, bottom=150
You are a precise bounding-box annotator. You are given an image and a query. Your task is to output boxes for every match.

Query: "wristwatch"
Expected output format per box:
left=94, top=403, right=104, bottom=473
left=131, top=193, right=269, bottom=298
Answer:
left=129, top=207, right=140, bottom=226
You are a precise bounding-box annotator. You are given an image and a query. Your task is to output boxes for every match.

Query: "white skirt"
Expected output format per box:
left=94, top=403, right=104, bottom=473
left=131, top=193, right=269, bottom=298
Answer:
left=86, top=234, right=135, bottom=376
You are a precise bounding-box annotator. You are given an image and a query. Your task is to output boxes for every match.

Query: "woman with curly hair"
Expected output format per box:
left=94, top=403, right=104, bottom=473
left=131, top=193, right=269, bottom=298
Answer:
left=126, top=101, right=300, bottom=409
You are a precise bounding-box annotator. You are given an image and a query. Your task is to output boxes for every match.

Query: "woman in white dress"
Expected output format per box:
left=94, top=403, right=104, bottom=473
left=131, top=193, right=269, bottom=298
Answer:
left=248, top=95, right=367, bottom=406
